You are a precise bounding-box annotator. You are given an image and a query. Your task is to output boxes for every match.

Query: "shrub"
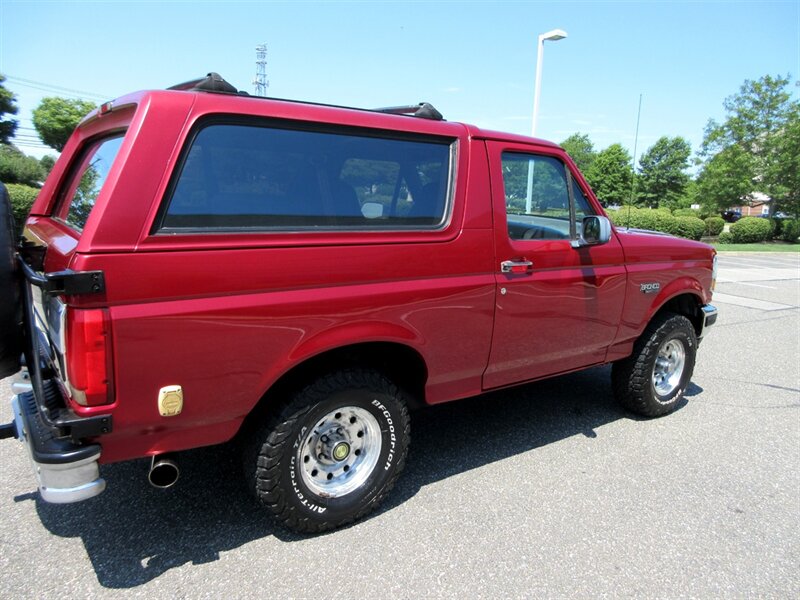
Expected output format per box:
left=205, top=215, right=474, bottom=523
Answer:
left=607, top=207, right=637, bottom=228
left=704, top=216, right=725, bottom=236
left=718, top=231, right=734, bottom=244
left=673, top=216, right=706, bottom=241
left=5, top=183, right=39, bottom=233
left=651, top=210, right=678, bottom=235
left=729, top=216, right=772, bottom=243
left=778, top=219, right=800, bottom=243
left=672, top=208, right=700, bottom=218
left=0, top=145, right=45, bottom=186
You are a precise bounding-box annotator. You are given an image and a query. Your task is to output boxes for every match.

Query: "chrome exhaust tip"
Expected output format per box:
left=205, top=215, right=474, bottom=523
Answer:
left=148, top=454, right=179, bottom=489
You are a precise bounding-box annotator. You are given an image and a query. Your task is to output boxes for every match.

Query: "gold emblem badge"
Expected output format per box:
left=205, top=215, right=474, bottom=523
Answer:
left=158, top=385, right=184, bottom=417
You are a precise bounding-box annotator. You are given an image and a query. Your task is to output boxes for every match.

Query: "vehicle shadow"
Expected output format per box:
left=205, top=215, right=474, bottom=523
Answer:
left=34, top=365, right=668, bottom=588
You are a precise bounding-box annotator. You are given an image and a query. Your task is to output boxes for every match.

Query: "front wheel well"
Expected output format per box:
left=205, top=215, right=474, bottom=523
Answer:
left=656, top=293, right=704, bottom=337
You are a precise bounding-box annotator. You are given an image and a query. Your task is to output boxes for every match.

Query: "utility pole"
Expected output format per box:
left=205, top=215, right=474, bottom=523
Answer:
left=254, top=44, right=269, bottom=96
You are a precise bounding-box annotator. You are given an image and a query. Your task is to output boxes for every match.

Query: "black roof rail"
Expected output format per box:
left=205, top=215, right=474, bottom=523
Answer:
left=166, top=74, right=444, bottom=121
left=374, top=103, right=444, bottom=121
left=167, top=72, right=241, bottom=94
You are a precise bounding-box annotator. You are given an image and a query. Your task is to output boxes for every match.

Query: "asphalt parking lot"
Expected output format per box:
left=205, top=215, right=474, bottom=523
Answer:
left=1, top=252, right=798, bottom=598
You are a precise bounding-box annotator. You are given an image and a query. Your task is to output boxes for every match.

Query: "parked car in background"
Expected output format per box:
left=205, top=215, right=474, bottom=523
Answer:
left=721, top=210, right=742, bottom=223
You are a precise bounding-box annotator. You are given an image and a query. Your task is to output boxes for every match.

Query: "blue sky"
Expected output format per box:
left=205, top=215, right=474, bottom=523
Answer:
left=1, top=0, right=798, bottom=164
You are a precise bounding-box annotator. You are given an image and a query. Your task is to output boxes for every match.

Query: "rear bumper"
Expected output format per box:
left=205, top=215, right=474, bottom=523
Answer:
left=7, top=377, right=106, bottom=503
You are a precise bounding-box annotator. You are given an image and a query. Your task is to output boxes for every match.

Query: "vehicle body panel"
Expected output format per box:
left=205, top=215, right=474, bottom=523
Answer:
left=13, top=87, right=716, bottom=467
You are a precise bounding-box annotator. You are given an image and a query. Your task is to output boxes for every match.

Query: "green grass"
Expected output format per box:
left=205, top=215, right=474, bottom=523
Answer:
left=712, top=242, right=800, bottom=252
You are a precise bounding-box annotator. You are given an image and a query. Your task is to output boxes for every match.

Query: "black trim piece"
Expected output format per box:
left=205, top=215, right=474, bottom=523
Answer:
left=168, top=72, right=239, bottom=94
left=0, top=422, right=15, bottom=440
left=18, top=258, right=105, bottom=296
left=374, top=103, right=444, bottom=121
left=16, top=387, right=102, bottom=464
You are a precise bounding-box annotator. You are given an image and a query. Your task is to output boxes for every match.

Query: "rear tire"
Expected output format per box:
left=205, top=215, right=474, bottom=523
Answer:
left=612, top=312, right=697, bottom=418
left=0, top=183, right=23, bottom=379
left=247, top=369, right=410, bottom=533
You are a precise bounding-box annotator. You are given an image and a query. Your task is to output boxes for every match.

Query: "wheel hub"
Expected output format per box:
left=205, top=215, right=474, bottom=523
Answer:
left=332, top=441, right=351, bottom=461
left=297, top=406, right=381, bottom=498
left=652, top=338, right=687, bottom=399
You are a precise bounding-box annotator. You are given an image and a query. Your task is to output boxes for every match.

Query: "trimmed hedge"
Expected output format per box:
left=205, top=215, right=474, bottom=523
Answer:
left=606, top=207, right=705, bottom=241
left=673, top=216, right=706, bottom=241
left=672, top=208, right=701, bottom=218
left=5, top=183, right=39, bottom=233
left=718, top=231, right=734, bottom=244
left=778, top=219, right=800, bottom=243
left=704, top=216, right=725, bottom=236
left=729, top=216, right=772, bottom=243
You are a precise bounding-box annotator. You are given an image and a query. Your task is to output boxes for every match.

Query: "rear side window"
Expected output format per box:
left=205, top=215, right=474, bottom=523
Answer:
left=60, top=135, right=124, bottom=231
left=158, top=122, right=453, bottom=232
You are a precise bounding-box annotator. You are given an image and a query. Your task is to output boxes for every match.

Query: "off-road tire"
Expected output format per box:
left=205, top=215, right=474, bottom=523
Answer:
left=612, top=312, right=697, bottom=418
left=247, top=369, right=411, bottom=533
left=0, top=183, right=22, bottom=379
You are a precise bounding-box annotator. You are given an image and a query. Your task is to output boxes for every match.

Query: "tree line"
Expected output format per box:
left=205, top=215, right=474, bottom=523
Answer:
left=561, top=74, right=799, bottom=219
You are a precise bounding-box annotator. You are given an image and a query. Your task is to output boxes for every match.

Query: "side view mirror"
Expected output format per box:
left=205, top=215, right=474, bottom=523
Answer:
left=572, top=215, right=612, bottom=248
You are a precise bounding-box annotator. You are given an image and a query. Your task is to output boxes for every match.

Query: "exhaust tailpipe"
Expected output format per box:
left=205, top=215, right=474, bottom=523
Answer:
left=148, top=454, right=180, bottom=488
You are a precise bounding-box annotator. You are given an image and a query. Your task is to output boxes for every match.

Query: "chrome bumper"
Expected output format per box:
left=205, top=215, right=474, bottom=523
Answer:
left=9, top=383, right=106, bottom=504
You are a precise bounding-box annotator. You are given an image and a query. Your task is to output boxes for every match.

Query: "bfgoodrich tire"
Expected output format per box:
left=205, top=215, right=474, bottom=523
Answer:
left=0, top=183, right=23, bottom=379
left=612, top=312, right=697, bottom=418
left=248, top=369, right=411, bottom=533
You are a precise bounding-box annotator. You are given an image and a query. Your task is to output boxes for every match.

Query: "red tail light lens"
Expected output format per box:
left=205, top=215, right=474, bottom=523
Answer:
left=66, top=308, right=114, bottom=406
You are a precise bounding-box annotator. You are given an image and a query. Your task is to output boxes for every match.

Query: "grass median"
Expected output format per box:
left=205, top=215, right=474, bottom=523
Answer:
left=712, top=242, right=800, bottom=252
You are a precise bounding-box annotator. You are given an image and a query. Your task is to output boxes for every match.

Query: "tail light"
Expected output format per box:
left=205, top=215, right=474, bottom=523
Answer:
left=66, top=308, right=114, bottom=406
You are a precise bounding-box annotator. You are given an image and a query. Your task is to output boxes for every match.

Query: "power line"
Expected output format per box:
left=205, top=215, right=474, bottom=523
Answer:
left=5, top=75, right=109, bottom=100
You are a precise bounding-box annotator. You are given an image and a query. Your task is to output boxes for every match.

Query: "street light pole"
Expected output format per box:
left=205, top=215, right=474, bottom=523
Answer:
left=526, top=29, right=567, bottom=213
left=531, top=29, right=567, bottom=136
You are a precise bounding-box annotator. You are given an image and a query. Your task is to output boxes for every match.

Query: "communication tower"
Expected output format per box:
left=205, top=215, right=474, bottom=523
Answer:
left=254, top=44, right=269, bottom=96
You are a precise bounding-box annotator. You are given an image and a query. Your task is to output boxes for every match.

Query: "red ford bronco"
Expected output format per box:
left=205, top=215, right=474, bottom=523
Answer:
left=0, top=73, right=717, bottom=533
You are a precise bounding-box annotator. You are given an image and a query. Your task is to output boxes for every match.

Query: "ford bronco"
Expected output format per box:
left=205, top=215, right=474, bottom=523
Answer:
left=0, top=73, right=718, bottom=533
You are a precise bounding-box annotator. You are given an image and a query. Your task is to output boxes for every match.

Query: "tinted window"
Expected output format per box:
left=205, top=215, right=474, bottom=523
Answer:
left=501, top=152, right=593, bottom=241
left=160, top=123, right=452, bottom=231
left=63, top=136, right=124, bottom=231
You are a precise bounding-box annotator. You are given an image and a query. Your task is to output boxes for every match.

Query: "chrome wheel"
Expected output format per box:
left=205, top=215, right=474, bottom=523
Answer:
left=298, top=406, right=382, bottom=498
left=652, top=339, right=686, bottom=399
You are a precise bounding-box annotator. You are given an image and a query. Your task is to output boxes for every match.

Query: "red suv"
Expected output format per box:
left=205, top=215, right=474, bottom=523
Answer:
left=0, top=73, right=717, bottom=533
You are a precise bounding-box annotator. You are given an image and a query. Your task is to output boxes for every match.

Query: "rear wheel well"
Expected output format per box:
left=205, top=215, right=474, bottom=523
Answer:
left=656, top=293, right=704, bottom=337
left=238, top=342, right=428, bottom=439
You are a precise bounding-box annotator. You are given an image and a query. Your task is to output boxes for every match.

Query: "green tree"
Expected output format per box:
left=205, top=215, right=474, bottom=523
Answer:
left=696, top=145, right=755, bottom=211
left=698, top=74, right=799, bottom=214
left=40, top=155, right=57, bottom=177
left=637, top=136, right=691, bottom=209
left=560, top=133, right=596, bottom=173
left=0, top=74, right=18, bottom=144
left=0, top=144, right=45, bottom=186
left=766, top=103, right=800, bottom=217
left=32, top=97, right=96, bottom=152
left=585, top=143, right=633, bottom=207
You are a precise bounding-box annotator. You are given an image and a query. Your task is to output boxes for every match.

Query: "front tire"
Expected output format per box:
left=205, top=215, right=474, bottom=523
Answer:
left=612, top=312, right=697, bottom=417
left=248, top=369, right=410, bottom=533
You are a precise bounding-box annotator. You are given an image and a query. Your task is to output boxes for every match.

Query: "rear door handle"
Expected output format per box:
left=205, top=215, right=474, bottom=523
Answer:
left=500, top=260, right=533, bottom=274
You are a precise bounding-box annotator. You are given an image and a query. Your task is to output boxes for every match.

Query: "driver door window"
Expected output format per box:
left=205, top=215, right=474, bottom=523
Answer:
left=501, top=152, right=592, bottom=241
